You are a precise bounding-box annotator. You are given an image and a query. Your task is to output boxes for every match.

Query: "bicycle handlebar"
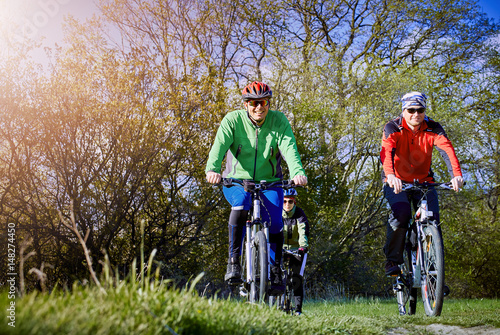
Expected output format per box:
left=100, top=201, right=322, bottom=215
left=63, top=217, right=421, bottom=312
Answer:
left=399, top=181, right=466, bottom=191
left=220, top=178, right=297, bottom=190
left=283, top=249, right=301, bottom=256
left=384, top=181, right=466, bottom=192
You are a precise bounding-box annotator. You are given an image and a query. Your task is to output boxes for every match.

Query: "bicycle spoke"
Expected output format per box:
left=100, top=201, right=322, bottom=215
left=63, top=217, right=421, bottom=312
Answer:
left=421, top=225, right=444, bottom=316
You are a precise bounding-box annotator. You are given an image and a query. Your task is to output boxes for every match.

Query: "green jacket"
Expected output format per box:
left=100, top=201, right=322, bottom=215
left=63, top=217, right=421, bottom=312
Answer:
left=283, top=206, right=309, bottom=250
left=205, top=109, right=306, bottom=181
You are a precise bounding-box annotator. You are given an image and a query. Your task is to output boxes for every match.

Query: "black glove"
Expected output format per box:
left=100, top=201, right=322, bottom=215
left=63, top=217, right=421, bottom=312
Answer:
left=298, top=247, right=308, bottom=256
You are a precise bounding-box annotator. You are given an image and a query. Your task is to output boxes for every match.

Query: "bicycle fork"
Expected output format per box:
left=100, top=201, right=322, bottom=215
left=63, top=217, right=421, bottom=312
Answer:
left=245, top=197, right=271, bottom=283
left=245, top=220, right=252, bottom=283
left=412, top=200, right=433, bottom=288
left=252, top=197, right=271, bottom=281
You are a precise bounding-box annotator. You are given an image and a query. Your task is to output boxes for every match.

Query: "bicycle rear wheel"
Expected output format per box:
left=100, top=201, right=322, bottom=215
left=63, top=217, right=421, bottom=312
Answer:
left=408, top=250, right=418, bottom=315
left=249, top=231, right=268, bottom=303
left=421, top=224, right=444, bottom=316
left=272, top=268, right=286, bottom=311
left=284, top=271, right=294, bottom=314
left=396, top=246, right=417, bottom=315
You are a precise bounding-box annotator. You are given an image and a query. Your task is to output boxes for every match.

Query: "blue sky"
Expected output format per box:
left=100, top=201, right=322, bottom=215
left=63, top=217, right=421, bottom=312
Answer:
left=478, top=0, right=500, bottom=21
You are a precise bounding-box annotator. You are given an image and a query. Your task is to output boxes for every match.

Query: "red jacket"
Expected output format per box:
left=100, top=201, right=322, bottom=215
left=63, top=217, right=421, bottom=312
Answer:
left=380, top=115, right=462, bottom=183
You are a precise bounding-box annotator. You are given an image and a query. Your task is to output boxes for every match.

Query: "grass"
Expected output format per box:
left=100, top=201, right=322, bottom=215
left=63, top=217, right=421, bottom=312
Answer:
left=2, top=240, right=498, bottom=335
left=1, top=278, right=499, bottom=335
left=306, top=298, right=500, bottom=334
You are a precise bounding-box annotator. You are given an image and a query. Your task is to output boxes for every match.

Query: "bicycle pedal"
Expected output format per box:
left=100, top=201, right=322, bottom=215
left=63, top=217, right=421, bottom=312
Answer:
left=239, top=287, right=248, bottom=297
left=227, top=278, right=243, bottom=286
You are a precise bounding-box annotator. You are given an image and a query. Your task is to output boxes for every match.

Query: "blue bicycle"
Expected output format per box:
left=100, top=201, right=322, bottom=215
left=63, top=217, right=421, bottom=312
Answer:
left=221, top=178, right=295, bottom=303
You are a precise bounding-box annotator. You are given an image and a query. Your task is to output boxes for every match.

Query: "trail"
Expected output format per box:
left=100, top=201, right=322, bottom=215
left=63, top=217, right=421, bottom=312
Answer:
left=389, top=324, right=500, bottom=334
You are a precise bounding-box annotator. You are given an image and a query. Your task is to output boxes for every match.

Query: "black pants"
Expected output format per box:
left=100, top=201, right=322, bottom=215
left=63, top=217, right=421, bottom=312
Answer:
left=383, top=185, right=440, bottom=264
left=285, top=252, right=305, bottom=312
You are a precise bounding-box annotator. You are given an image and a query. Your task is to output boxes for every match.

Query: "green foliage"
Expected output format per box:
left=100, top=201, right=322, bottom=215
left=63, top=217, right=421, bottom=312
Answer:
left=1, top=0, right=499, bottom=298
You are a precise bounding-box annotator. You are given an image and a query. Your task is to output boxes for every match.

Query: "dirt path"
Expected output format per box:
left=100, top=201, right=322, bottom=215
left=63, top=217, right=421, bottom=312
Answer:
left=389, top=324, right=500, bottom=334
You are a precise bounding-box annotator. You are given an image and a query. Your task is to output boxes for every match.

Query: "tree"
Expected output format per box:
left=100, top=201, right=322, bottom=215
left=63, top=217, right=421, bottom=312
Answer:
left=1, top=0, right=499, bottom=297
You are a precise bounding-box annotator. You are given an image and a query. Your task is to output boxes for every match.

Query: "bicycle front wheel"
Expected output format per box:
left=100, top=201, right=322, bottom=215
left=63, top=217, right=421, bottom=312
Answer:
left=249, top=231, right=269, bottom=303
left=421, top=224, right=445, bottom=316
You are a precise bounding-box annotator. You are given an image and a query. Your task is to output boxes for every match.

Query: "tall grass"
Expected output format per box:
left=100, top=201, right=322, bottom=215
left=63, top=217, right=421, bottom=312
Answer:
left=2, top=222, right=498, bottom=335
left=1, top=282, right=499, bottom=335
left=0, top=276, right=333, bottom=335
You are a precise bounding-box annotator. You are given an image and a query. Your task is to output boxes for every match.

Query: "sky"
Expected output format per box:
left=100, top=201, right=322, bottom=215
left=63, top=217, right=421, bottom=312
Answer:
left=0, top=0, right=499, bottom=54
left=478, top=0, right=500, bottom=21
left=0, top=0, right=98, bottom=51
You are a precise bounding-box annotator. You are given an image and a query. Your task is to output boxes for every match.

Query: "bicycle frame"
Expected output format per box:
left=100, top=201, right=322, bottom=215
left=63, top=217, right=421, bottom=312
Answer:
left=404, top=184, right=443, bottom=287
left=393, top=181, right=454, bottom=316
left=221, top=178, right=295, bottom=303
left=411, top=198, right=433, bottom=288
left=279, top=249, right=307, bottom=313
left=245, top=183, right=271, bottom=284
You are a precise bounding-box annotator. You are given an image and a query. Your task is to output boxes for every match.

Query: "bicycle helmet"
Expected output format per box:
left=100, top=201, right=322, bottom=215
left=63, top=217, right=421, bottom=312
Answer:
left=401, top=91, right=427, bottom=110
left=242, top=81, right=272, bottom=101
left=284, top=188, right=298, bottom=197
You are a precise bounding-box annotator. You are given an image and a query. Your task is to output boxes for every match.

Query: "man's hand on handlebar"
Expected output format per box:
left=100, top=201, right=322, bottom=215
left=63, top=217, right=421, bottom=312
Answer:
left=206, top=171, right=222, bottom=184
left=292, top=175, right=308, bottom=186
left=450, top=175, right=464, bottom=192
left=386, top=174, right=402, bottom=194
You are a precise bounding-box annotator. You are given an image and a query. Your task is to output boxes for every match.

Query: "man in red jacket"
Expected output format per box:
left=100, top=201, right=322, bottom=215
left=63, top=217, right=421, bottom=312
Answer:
left=380, top=91, right=464, bottom=275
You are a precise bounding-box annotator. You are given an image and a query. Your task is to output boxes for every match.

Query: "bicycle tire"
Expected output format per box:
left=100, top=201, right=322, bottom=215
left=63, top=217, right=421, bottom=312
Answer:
left=421, top=224, right=444, bottom=316
left=268, top=295, right=277, bottom=309
left=406, top=248, right=418, bottom=315
left=249, top=231, right=268, bottom=303
left=395, top=246, right=416, bottom=315
left=281, top=268, right=291, bottom=313
left=408, top=255, right=418, bottom=314
left=275, top=269, right=285, bottom=311
left=285, top=272, right=294, bottom=314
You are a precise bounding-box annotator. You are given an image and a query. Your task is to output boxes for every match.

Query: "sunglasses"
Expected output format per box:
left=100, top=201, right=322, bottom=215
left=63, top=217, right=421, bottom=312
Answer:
left=283, top=199, right=295, bottom=204
left=406, top=108, right=425, bottom=114
left=247, top=100, right=270, bottom=107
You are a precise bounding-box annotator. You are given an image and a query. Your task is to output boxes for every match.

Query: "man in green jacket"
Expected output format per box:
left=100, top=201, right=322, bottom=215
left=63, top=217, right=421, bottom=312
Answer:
left=283, top=188, right=309, bottom=315
left=206, top=81, right=307, bottom=294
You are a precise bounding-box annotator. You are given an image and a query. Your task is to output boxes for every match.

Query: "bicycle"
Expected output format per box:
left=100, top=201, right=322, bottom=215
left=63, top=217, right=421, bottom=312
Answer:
left=391, top=181, right=458, bottom=316
left=220, top=178, right=295, bottom=303
left=275, top=248, right=307, bottom=314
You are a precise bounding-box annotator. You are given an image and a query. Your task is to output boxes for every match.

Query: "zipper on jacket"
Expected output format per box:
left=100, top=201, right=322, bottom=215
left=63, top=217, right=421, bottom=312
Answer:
left=253, top=128, right=259, bottom=180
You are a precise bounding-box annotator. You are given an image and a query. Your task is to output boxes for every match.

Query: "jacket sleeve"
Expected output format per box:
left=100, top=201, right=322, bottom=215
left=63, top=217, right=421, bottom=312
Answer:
left=432, top=125, right=462, bottom=178
left=205, top=116, right=234, bottom=174
left=380, top=122, right=398, bottom=179
left=297, top=209, right=310, bottom=248
left=277, top=113, right=306, bottom=179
